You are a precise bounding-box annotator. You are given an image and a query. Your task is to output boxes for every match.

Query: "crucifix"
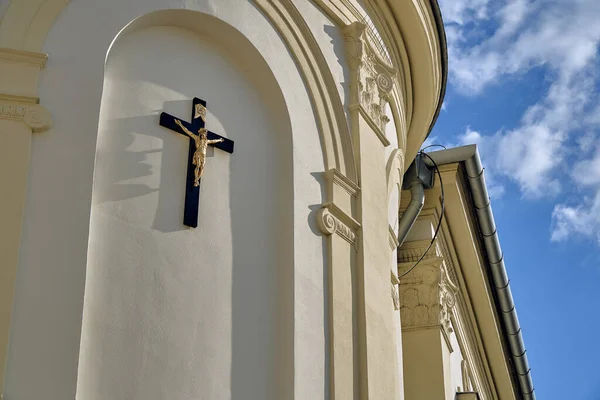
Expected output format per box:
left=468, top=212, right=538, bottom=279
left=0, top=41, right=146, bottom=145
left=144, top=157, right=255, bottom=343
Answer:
left=159, top=98, right=234, bottom=227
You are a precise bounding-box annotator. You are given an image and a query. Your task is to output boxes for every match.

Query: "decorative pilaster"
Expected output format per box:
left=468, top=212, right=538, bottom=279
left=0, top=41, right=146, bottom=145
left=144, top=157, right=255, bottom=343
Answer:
left=343, top=22, right=396, bottom=144
left=316, top=168, right=360, bottom=400
left=0, top=46, right=50, bottom=395
left=317, top=168, right=360, bottom=246
left=398, top=240, right=459, bottom=350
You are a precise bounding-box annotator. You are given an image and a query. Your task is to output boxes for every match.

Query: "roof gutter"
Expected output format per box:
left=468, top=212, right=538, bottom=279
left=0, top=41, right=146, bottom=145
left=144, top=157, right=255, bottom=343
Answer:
left=423, top=144, right=535, bottom=400
left=425, top=0, right=448, bottom=140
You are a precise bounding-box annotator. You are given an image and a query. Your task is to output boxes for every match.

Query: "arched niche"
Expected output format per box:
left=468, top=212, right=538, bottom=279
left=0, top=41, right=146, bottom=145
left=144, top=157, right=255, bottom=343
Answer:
left=78, top=10, right=293, bottom=400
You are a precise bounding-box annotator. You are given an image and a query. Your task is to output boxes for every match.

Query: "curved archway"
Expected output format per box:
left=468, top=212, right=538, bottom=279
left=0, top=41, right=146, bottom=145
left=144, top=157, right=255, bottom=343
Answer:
left=77, top=10, right=294, bottom=399
left=4, top=2, right=356, bottom=398
left=0, top=0, right=357, bottom=185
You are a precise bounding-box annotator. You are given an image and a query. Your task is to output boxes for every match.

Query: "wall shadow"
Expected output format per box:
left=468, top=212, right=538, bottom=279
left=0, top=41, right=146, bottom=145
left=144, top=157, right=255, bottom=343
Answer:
left=309, top=171, right=330, bottom=400
left=225, top=87, right=294, bottom=400
left=324, top=24, right=350, bottom=113
left=87, top=10, right=301, bottom=399
left=95, top=99, right=223, bottom=233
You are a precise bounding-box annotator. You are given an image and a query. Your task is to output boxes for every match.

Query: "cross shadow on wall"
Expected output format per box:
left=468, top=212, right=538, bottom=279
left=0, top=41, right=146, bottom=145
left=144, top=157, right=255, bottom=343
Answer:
left=92, top=99, right=215, bottom=233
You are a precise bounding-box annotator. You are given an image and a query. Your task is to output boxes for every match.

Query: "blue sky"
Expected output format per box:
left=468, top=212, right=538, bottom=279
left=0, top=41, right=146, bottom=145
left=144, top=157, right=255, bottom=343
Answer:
left=431, top=0, right=600, bottom=398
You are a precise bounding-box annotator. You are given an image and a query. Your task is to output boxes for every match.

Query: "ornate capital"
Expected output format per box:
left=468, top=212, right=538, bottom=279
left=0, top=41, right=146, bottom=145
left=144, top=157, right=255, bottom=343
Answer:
left=398, top=253, right=458, bottom=348
left=0, top=93, right=52, bottom=132
left=343, top=22, right=396, bottom=136
left=317, top=204, right=360, bottom=247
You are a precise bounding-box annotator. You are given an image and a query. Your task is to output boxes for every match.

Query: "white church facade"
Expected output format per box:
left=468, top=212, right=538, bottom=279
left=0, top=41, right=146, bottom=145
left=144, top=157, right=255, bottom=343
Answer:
left=0, top=0, right=533, bottom=399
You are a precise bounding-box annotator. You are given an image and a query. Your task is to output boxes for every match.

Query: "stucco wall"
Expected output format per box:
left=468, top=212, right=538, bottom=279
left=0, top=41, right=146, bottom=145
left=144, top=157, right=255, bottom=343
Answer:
left=293, top=0, right=350, bottom=117
left=449, top=326, right=467, bottom=394
left=385, top=104, right=404, bottom=400
left=79, top=24, right=290, bottom=399
left=6, top=2, right=330, bottom=399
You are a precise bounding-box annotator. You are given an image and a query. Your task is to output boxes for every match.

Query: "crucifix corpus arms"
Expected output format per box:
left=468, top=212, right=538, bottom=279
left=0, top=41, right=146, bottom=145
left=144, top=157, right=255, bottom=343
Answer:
left=174, top=119, right=224, bottom=186
left=159, top=97, right=235, bottom=228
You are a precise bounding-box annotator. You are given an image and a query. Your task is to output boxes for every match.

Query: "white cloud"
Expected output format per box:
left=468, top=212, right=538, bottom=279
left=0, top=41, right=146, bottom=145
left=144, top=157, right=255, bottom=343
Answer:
left=457, top=71, right=595, bottom=198
left=572, top=148, right=600, bottom=187
left=438, top=0, right=490, bottom=25
left=551, top=193, right=600, bottom=244
left=447, top=0, right=600, bottom=94
left=441, top=0, right=600, bottom=244
left=551, top=148, right=600, bottom=243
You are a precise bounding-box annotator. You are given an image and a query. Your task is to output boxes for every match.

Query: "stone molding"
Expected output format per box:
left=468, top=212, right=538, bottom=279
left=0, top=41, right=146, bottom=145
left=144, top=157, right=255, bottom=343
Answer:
left=255, top=0, right=358, bottom=184
left=0, top=93, right=52, bottom=132
left=398, top=247, right=458, bottom=349
left=317, top=204, right=360, bottom=246
left=0, top=0, right=71, bottom=52
left=0, top=48, right=48, bottom=67
left=388, top=225, right=399, bottom=250
left=324, top=167, right=359, bottom=196
left=349, top=104, right=390, bottom=146
left=344, top=22, right=397, bottom=142
left=397, top=238, right=442, bottom=264
left=386, top=148, right=405, bottom=197
left=319, top=168, right=360, bottom=247
left=391, top=270, right=400, bottom=310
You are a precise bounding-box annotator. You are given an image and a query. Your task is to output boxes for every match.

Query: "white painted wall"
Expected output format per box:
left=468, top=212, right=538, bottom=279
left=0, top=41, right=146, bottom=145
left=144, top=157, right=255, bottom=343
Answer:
left=385, top=103, right=405, bottom=400
left=8, top=3, right=329, bottom=400
left=293, top=0, right=350, bottom=118
left=449, top=325, right=468, bottom=393
left=78, top=24, right=289, bottom=399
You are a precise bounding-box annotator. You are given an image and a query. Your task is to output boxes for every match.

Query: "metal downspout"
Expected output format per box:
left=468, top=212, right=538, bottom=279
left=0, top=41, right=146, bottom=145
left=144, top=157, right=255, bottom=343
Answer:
left=397, top=183, right=425, bottom=247
left=424, top=145, right=535, bottom=400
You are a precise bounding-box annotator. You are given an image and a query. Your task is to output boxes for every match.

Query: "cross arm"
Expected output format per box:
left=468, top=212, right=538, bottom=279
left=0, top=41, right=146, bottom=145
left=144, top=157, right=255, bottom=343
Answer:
left=207, top=131, right=234, bottom=154
left=160, top=112, right=192, bottom=136
left=159, top=112, right=234, bottom=154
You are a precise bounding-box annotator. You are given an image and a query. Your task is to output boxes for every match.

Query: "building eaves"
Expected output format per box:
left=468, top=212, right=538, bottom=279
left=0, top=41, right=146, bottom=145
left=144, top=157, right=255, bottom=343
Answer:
left=425, top=0, right=448, bottom=140
left=424, top=144, right=535, bottom=400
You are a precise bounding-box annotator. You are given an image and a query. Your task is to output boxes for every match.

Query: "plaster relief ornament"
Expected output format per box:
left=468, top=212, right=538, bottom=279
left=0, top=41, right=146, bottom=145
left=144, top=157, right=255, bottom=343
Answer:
left=160, top=97, right=234, bottom=228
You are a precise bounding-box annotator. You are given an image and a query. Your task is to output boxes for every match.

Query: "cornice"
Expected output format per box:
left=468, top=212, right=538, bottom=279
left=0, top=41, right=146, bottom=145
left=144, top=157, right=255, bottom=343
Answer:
left=324, top=167, right=360, bottom=196
left=397, top=238, right=442, bottom=264
left=0, top=92, right=52, bottom=132
left=0, top=47, right=47, bottom=67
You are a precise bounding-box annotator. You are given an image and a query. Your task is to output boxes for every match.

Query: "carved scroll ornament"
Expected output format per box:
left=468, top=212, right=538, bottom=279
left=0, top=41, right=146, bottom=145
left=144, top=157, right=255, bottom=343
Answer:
left=0, top=94, right=52, bottom=132
left=399, top=256, right=459, bottom=346
left=317, top=207, right=358, bottom=245
left=344, top=22, right=396, bottom=134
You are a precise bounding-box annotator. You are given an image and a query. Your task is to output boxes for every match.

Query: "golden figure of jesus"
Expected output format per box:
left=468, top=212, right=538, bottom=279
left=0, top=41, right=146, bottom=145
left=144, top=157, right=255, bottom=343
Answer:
left=174, top=119, right=224, bottom=186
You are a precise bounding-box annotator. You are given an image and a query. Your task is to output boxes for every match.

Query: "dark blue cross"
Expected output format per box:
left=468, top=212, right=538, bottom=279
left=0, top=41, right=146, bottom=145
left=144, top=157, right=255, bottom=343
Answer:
left=159, top=98, right=234, bottom=228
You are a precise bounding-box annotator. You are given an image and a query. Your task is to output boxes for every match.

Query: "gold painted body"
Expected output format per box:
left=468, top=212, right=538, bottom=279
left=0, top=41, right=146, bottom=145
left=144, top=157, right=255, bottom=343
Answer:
left=174, top=119, right=224, bottom=186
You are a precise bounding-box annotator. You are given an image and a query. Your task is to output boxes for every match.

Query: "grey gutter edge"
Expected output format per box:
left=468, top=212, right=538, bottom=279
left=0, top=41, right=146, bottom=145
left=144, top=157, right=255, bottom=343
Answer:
left=423, top=144, right=535, bottom=400
left=425, top=0, right=448, bottom=140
